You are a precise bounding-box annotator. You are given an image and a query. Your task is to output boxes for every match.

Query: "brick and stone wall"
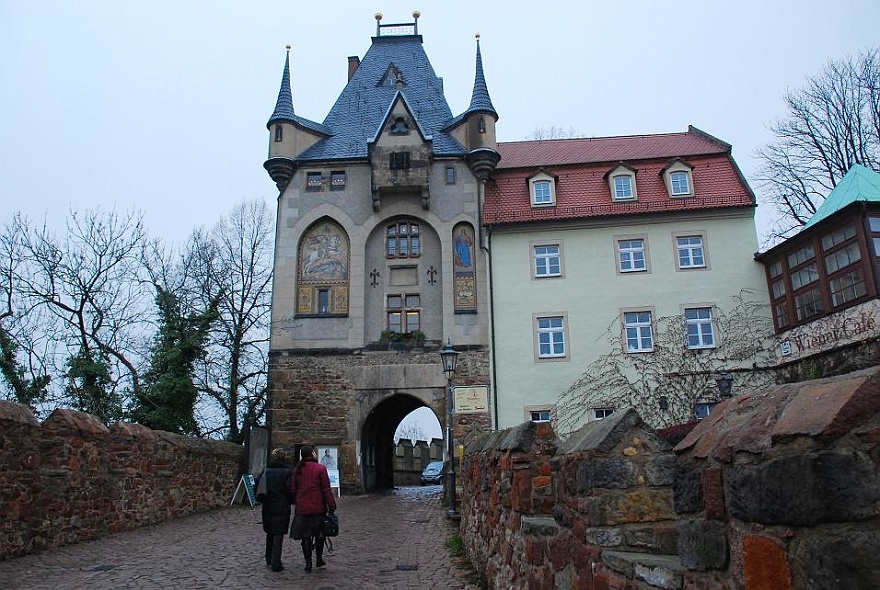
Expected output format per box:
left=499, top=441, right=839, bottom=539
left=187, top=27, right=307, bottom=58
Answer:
left=0, top=403, right=243, bottom=560
left=460, top=366, right=880, bottom=590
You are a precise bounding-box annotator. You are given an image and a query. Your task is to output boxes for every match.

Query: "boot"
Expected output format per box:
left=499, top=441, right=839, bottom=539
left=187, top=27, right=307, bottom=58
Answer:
left=316, top=537, right=326, bottom=568
left=302, top=539, right=313, bottom=573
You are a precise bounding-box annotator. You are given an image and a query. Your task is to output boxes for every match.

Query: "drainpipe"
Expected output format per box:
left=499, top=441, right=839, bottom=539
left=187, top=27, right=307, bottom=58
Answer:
left=477, top=179, right=499, bottom=429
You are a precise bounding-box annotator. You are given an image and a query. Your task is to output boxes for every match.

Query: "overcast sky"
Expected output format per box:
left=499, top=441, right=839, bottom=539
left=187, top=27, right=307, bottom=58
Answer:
left=2, top=1, right=876, bottom=439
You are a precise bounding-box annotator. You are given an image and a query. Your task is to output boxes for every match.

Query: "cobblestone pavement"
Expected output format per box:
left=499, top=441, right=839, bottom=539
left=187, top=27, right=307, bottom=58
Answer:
left=0, top=486, right=481, bottom=590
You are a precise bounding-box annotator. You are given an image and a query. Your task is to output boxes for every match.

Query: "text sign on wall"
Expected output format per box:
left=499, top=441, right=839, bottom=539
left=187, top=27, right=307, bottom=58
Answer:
left=454, top=385, right=489, bottom=414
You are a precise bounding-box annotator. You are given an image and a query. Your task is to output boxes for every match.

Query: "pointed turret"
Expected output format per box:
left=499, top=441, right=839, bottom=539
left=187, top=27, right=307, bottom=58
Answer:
left=268, top=47, right=296, bottom=125
left=461, top=34, right=500, bottom=181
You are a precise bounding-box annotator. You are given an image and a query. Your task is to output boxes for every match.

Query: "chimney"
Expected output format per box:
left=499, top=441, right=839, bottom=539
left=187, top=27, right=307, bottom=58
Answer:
left=347, top=56, right=360, bottom=81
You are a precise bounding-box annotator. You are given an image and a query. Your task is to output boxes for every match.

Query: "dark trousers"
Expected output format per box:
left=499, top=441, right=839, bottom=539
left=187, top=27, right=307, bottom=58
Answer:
left=265, top=533, right=284, bottom=570
left=301, top=534, right=324, bottom=566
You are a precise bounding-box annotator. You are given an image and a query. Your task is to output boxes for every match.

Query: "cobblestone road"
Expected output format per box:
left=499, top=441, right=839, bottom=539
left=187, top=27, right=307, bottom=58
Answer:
left=0, top=486, right=481, bottom=590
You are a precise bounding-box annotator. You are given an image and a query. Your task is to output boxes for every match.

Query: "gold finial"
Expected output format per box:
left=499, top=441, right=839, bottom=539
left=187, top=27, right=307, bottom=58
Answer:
left=375, top=12, right=383, bottom=21
left=412, top=10, right=421, bottom=18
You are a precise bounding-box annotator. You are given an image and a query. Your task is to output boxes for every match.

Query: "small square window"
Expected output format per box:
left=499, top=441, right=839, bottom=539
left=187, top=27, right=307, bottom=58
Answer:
left=446, top=167, right=456, bottom=185
left=618, top=239, right=646, bottom=272
left=390, top=151, right=411, bottom=170
left=331, top=171, right=346, bottom=189
left=306, top=172, right=323, bottom=190
left=613, top=175, right=634, bottom=200
left=670, top=171, right=691, bottom=195
left=534, top=244, right=561, bottom=277
left=530, top=410, right=552, bottom=423
left=694, top=402, right=716, bottom=420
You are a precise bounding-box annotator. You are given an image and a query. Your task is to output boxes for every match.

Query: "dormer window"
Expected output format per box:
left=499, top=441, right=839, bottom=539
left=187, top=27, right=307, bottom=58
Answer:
left=528, top=171, right=557, bottom=207
left=662, top=160, right=695, bottom=197
left=606, top=164, right=637, bottom=201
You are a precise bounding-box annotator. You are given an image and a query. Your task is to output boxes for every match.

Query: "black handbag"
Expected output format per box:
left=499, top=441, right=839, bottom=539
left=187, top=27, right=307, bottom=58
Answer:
left=323, top=512, right=339, bottom=537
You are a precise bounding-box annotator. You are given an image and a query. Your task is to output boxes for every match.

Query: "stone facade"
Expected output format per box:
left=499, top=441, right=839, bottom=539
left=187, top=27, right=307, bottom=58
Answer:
left=459, top=366, right=880, bottom=589
left=0, top=402, right=243, bottom=559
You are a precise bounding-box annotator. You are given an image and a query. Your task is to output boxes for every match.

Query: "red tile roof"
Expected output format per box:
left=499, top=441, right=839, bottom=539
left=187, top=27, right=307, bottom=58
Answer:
left=484, top=127, right=754, bottom=226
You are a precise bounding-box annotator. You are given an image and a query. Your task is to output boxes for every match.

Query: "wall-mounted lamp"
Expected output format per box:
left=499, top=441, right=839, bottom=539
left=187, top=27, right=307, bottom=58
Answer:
left=658, top=396, right=669, bottom=411
left=715, top=372, right=733, bottom=398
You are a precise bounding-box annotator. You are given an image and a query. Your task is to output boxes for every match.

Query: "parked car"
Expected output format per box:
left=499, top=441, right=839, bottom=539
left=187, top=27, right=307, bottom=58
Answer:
left=420, top=460, right=445, bottom=485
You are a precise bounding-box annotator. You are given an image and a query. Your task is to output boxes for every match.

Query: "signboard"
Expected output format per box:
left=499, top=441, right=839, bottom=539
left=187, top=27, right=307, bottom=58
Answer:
left=454, top=385, right=489, bottom=414
left=327, top=469, right=341, bottom=497
left=230, top=473, right=258, bottom=506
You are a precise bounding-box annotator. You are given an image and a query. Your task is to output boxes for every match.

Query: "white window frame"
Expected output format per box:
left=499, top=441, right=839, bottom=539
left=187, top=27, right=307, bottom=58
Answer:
left=622, top=308, right=655, bottom=353
left=528, top=172, right=557, bottom=207
left=662, top=161, right=695, bottom=197
left=533, top=313, right=569, bottom=361
left=614, top=175, right=634, bottom=200
left=532, top=242, right=563, bottom=278
left=524, top=405, right=555, bottom=424
left=607, top=164, right=637, bottom=201
left=615, top=235, right=649, bottom=273
left=684, top=306, right=716, bottom=349
left=674, top=232, right=709, bottom=270
left=593, top=407, right=616, bottom=420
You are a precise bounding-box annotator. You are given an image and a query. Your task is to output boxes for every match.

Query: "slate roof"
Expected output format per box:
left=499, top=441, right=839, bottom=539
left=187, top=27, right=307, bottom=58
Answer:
left=484, top=127, right=754, bottom=226
left=803, top=164, right=880, bottom=228
left=294, top=35, right=467, bottom=162
left=267, top=50, right=331, bottom=136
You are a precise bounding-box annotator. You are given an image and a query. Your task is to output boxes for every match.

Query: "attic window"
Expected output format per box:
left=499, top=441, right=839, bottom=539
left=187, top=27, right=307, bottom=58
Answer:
left=662, top=160, right=695, bottom=197
left=390, top=151, right=411, bottom=170
left=528, top=172, right=557, bottom=207
left=606, top=164, right=637, bottom=201
left=390, top=117, right=410, bottom=135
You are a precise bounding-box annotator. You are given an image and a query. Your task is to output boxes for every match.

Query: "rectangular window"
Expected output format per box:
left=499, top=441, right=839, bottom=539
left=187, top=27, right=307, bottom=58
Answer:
left=774, top=303, right=790, bottom=329
left=274, top=124, right=283, bottom=142
left=330, top=171, right=346, bottom=189
left=670, top=171, right=691, bottom=195
left=618, top=239, right=646, bottom=272
left=594, top=408, right=615, bottom=420
left=677, top=236, right=705, bottom=268
left=824, top=243, right=861, bottom=274
left=536, top=316, right=566, bottom=358
left=829, top=270, right=866, bottom=307
left=820, top=224, right=857, bottom=251
left=389, top=151, right=411, bottom=170
left=317, top=289, right=330, bottom=315
left=772, top=279, right=786, bottom=299
left=788, top=244, right=815, bottom=267
left=613, top=176, right=633, bottom=199
left=790, top=263, right=819, bottom=290
left=685, top=307, right=715, bottom=349
left=768, top=260, right=783, bottom=278
left=694, top=402, right=717, bottom=420
left=386, top=222, right=420, bottom=258
left=624, top=311, right=654, bottom=352
left=530, top=410, right=552, bottom=423
left=445, top=166, right=456, bottom=185
left=306, top=171, right=323, bottom=190
left=794, top=287, right=823, bottom=321
left=533, top=180, right=553, bottom=205
left=387, top=293, right=420, bottom=333
left=534, top=244, right=561, bottom=277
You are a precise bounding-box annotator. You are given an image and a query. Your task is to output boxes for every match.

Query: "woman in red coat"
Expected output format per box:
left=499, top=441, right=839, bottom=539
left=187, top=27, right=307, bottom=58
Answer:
left=289, top=445, right=337, bottom=572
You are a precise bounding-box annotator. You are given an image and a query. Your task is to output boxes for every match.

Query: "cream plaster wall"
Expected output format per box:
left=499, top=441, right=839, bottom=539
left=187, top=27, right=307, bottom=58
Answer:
left=489, top=208, right=771, bottom=429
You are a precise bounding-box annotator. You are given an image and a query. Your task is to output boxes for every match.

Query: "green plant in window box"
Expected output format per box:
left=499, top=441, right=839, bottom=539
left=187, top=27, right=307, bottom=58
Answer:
left=410, top=330, right=426, bottom=345
left=379, top=329, right=402, bottom=345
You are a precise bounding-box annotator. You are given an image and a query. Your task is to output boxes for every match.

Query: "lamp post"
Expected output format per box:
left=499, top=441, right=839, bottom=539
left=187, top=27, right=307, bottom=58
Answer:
left=715, top=372, right=733, bottom=398
left=439, top=340, right=459, bottom=516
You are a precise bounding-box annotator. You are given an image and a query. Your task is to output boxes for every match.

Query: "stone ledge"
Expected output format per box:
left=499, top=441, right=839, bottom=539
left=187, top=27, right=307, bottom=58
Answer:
left=521, top=516, right=558, bottom=536
left=602, top=551, right=685, bottom=589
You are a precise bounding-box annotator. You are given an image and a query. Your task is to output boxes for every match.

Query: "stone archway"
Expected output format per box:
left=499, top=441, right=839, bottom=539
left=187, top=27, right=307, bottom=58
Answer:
left=359, top=392, right=443, bottom=491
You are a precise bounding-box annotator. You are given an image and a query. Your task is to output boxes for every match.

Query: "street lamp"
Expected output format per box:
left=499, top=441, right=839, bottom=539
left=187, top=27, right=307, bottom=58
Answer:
left=439, top=340, right=459, bottom=516
left=715, top=372, right=733, bottom=398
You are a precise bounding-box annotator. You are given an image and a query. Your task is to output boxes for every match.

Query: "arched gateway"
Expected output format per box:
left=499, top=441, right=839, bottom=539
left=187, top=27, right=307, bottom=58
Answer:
left=262, top=13, right=496, bottom=493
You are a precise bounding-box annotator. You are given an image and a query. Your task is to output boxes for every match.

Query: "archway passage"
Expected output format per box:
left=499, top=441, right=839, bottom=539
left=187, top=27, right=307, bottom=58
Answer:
left=361, top=393, right=441, bottom=491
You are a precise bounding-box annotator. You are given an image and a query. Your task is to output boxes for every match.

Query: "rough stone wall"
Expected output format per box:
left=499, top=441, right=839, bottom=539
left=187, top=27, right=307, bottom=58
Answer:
left=0, top=402, right=243, bottom=560
left=459, top=367, right=880, bottom=590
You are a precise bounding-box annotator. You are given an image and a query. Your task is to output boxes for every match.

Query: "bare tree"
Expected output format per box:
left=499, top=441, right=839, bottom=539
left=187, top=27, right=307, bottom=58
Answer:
left=14, top=209, right=153, bottom=421
left=755, top=46, right=879, bottom=243
left=186, top=200, right=274, bottom=441
left=395, top=420, right=427, bottom=444
left=556, top=290, right=776, bottom=433
left=526, top=126, right=581, bottom=140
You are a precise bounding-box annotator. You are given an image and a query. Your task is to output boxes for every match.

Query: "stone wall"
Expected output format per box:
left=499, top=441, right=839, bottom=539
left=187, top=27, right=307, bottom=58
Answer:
left=0, top=402, right=244, bottom=560
left=459, top=366, right=880, bottom=590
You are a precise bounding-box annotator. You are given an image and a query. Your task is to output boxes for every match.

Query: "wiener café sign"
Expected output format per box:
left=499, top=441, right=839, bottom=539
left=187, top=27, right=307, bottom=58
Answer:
left=454, top=386, right=489, bottom=414
left=778, top=302, right=879, bottom=360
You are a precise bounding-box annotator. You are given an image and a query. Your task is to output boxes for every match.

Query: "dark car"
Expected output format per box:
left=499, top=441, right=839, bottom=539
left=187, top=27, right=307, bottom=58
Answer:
left=420, top=460, right=445, bottom=485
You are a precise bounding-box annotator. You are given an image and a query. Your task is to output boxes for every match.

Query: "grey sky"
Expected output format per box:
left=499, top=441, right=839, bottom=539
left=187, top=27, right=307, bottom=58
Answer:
left=2, top=1, right=878, bottom=246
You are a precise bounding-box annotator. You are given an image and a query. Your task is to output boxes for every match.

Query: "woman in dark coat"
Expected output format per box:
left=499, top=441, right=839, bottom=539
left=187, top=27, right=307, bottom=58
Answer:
left=290, top=444, right=337, bottom=573
left=259, top=448, right=292, bottom=571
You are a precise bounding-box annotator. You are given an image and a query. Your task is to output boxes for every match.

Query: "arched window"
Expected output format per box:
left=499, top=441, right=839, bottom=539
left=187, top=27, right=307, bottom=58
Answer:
left=297, top=219, right=350, bottom=316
